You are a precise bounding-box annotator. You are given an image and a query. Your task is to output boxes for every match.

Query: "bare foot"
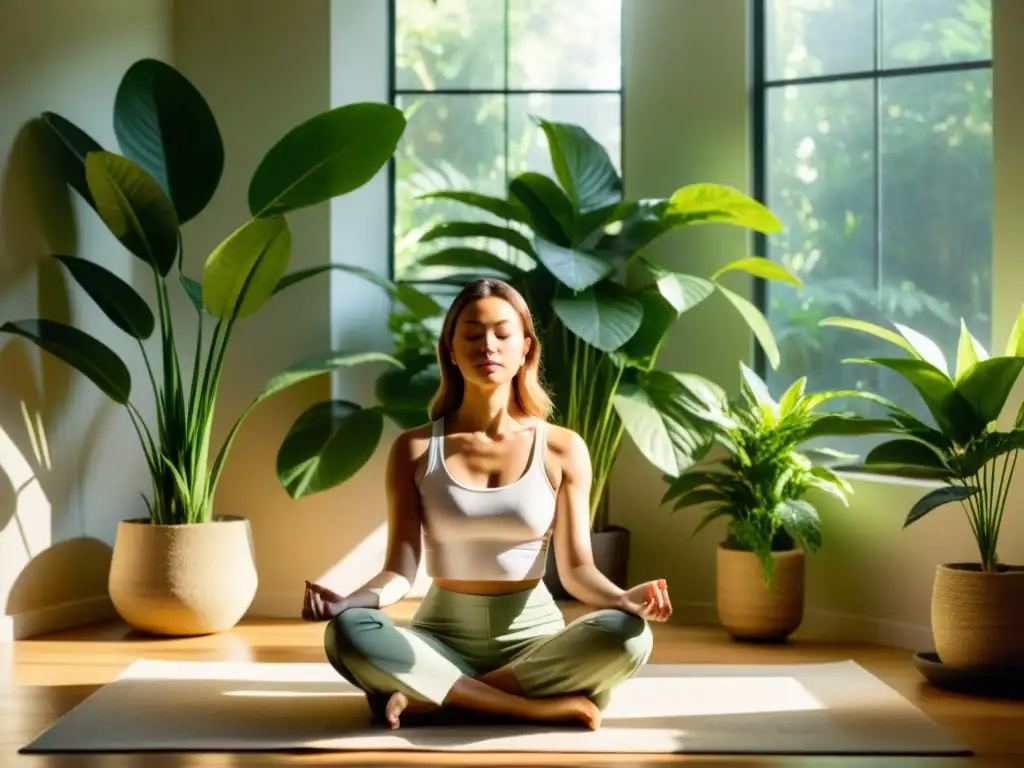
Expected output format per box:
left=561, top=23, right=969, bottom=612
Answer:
left=383, top=691, right=438, bottom=729
left=532, top=694, right=602, bottom=730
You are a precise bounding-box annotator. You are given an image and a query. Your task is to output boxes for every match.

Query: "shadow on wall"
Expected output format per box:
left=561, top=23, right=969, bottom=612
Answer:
left=0, top=118, right=114, bottom=637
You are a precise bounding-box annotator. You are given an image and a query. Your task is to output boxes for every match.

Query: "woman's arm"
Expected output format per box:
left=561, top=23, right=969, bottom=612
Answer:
left=550, top=428, right=672, bottom=621
left=551, top=430, right=627, bottom=608
left=313, top=430, right=424, bottom=615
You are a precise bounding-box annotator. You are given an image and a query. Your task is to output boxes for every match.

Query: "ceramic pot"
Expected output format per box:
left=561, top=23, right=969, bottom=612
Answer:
left=716, top=543, right=804, bottom=641
left=931, top=562, right=1024, bottom=668
left=108, top=515, right=258, bottom=636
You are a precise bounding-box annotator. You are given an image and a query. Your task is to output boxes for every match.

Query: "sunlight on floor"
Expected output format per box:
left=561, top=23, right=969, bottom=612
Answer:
left=603, top=676, right=825, bottom=719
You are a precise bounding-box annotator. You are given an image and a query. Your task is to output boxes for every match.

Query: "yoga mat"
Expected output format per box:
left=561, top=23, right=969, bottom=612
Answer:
left=21, top=659, right=971, bottom=755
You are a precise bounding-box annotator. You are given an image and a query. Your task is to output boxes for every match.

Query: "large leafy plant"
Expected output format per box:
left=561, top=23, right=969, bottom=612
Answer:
left=821, top=309, right=1024, bottom=572
left=660, top=363, right=888, bottom=585
left=402, top=118, right=801, bottom=530
left=0, top=58, right=438, bottom=525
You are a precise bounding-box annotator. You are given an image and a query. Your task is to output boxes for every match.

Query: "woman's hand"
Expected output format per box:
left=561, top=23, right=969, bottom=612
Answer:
left=302, top=580, right=347, bottom=621
left=617, top=578, right=672, bottom=622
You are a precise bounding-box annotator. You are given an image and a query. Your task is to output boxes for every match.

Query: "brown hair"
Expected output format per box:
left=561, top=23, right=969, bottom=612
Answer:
left=428, top=277, right=552, bottom=421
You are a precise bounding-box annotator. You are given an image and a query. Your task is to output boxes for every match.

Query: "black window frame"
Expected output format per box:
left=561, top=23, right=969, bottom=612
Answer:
left=387, top=0, right=625, bottom=282
left=750, top=0, right=994, bottom=378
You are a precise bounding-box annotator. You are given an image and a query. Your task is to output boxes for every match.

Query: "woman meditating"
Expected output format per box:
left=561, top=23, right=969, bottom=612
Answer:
left=302, top=277, right=672, bottom=730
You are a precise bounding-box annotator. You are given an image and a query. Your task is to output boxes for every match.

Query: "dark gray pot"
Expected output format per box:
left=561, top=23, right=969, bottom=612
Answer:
left=543, top=525, right=631, bottom=600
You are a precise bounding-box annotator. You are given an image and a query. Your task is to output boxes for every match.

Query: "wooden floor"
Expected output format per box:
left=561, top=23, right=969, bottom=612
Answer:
left=3, top=600, right=1024, bottom=767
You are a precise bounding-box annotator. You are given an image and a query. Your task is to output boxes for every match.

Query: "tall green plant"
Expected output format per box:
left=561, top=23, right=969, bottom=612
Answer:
left=821, top=308, right=1024, bottom=572
left=0, top=58, right=440, bottom=525
left=402, top=118, right=801, bottom=530
left=660, top=364, right=892, bottom=585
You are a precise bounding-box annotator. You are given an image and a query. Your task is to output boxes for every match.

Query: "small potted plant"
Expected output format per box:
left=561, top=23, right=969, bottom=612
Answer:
left=822, top=312, right=1024, bottom=668
left=661, top=363, right=887, bottom=641
left=400, top=118, right=800, bottom=597
left=0, top=59, right=438, bottom=637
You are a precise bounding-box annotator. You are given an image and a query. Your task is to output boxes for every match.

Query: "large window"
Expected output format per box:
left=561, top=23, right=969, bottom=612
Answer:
left=754, top=0, right=993, bottom=430
left=390, top=0, right=622, bottom=279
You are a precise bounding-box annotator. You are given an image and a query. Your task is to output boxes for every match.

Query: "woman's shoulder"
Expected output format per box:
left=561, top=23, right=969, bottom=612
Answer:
left=541, top=422, right=589, bottom=464
left=389, top=421, right=435, bottom=466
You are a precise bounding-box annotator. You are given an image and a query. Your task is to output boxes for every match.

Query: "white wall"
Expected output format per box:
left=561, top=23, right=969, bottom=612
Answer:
left=0, top=0, right=173, bottom=640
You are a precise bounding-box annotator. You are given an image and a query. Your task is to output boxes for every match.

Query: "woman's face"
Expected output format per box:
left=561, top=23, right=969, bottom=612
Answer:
left=450, top=296, right=531, bottom=387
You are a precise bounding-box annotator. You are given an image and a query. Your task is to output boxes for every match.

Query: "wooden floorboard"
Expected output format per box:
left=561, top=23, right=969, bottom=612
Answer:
left=3, top=600, right=1023, bottom=766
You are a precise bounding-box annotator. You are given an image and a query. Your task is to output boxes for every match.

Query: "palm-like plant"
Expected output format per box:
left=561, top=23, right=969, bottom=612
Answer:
left=0, top=59, right=437, bottom=525
left=661, top=363, right=891, bottom=584
left=821, top=308, right=1024, bottom=572
left=400, top=117, right=801, bottom=530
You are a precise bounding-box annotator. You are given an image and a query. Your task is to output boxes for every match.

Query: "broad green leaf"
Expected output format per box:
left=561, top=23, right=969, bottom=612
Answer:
left=689, top=507, right=733, bottom=535
left=534, top=237, right=613, bottom=291
left=894, top=323, right=950, bottom=378
left=955, top=318, right=989, bottom=381
left=801, top=414, right=898, bottom=441
left=610, top=382, right=708, bottom=479
left=808, top=465, right=854, bottom=500
left=778, top=376, right=806, bottom=416
left=113, top=58, right=223, bottom=224
left=716, top=284, right=780, bottom=370
left=955, top=356, right=1024, bottom=425
left=415, top=247, right=524, bottom=278
left=249, top=102, right=406, bottom=217
left=801, top=447, right=858, bottom=467
left=180, top=274, right=203, bottom=313
left=257, top=351, right=400, bottom=403
left=673, top=488, right=731, bottom=511
left=740, top=362, right=776, bottom=409
left=661, top=470, right=721, bottom=504
left=277, top=401, right=384, bottom=499
left=1005, top=301, right=1024, bottom=356
left=905, top=485, right=979, bottom=527
left=270, top=263, right=441, bottom=319
left=645, top=264, right=714, bottom=314
left=613, top=376, right=712, bottom=477
left=552, top=283, right=643, bottom=351
left=85, top=151, right=179, bottom=276
left=711, top=257, right=802, bottom=288
left=202, top=215, right=291, bottom=320
left=0, top=319, right=131, bottom=404
left=416, top=190, right=529, bottom=224
left=618, top=287, right=677, bottom=370
left=508, top=172, right=575, bottom=245
left=52, top=254, right=154, bottom=339
left=820, top=317, right=917, bottom=357
left=1017, top=400, right=1024, bottom=430
left=207, top=351, right=402, bottom=502
left=667, top=184, right=782, bottom=234
left=419, top=221, right=537, bottom=258
left=375, top=360, right=440, bottom=425
left=535, top=117, right=623, bottom=213
left=40, top=112, right=104, bottom=209
left=840, top=357, right=967, bottom=437
left=776, top=499, right=822, bottom=552
left=864, top=438, right=949, bottom=473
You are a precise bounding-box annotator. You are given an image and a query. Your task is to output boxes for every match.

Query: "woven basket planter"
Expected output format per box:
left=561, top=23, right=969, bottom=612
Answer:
left=931, top=562, right=1024, bottom=668
left=716, top=544, right=805, bottom=641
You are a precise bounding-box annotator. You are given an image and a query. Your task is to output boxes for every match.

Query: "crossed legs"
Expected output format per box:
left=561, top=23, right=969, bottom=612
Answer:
left=323, top=606, right=653, bottom=729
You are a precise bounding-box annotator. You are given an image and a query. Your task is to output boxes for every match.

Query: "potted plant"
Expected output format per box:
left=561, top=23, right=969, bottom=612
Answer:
left=822, top=312, right=1024, bottom=667
left=399, top=117, right=800, bottom=598
left=660, top=362, right=887, bottom=640
left=0, top=59, right=439, bottom=637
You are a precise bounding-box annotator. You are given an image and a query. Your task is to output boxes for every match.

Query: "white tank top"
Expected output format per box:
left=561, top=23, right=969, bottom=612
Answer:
left=417, top=418, right=557, bottom=581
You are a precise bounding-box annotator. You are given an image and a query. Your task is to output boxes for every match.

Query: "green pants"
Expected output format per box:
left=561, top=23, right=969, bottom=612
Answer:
left=323, top=581, right=653, bottom=713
